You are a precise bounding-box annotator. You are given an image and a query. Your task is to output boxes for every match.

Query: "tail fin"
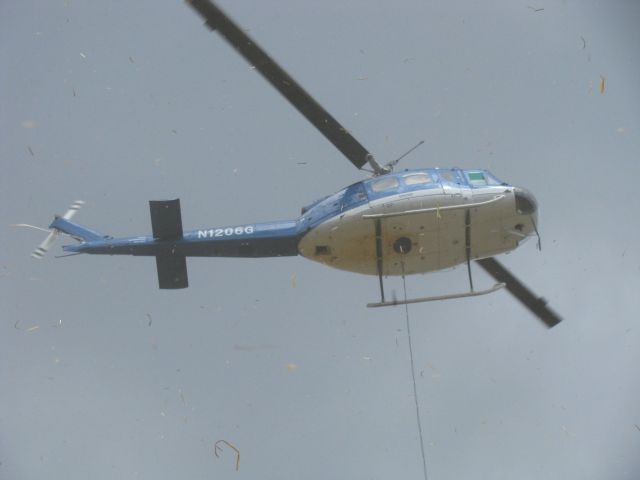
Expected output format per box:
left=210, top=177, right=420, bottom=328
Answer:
left=23, top=201, right=103, bottom=259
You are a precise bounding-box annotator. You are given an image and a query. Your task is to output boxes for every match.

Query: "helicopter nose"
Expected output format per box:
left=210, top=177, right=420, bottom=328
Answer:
left=514, top=187, right=537, bottom=215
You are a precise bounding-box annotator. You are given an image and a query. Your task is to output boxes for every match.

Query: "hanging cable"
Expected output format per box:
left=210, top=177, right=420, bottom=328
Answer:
left=399, top=251, right=429, bottom=480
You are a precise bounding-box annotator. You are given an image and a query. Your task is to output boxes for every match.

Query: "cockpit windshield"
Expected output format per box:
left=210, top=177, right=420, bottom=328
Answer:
left=463, top=170, right=507, bottom=187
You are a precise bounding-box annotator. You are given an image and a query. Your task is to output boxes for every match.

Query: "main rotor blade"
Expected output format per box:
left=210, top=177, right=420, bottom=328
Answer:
left=476, top=257, right=562, bottom=328
left=187, top=0, right=371, bottom=169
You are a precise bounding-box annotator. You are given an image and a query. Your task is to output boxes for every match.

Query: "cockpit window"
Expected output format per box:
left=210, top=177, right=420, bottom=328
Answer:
left=342, top=182, right=368, bottom=206
left=403, top=173, right=434, bottom=185
left=371, top=176, right=399, bottom=192
left=466, top=171, right=488, bottom=186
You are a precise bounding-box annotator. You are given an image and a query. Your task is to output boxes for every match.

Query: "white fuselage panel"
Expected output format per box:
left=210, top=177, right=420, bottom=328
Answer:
left=298, top=187, right=536, bottom=276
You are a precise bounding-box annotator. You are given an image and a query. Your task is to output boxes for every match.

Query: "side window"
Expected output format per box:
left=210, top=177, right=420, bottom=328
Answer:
left=403, top=173, right=434, bottom=186
left=466, top=171, right=488, bottom=187
left=437, top=170, right=458, bottom=183
left=371, top=176, right=399, bottom=192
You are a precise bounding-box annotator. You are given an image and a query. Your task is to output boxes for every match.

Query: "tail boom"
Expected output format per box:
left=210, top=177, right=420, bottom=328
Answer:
left=35, top=198, right=301, bottom=290
left=50, top=217, right=105, bottom=242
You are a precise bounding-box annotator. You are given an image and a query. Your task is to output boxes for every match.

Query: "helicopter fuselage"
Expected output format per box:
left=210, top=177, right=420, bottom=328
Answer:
left=299, top=167, right=537, bottom=276
left=61, top=167, right=538, bottom=277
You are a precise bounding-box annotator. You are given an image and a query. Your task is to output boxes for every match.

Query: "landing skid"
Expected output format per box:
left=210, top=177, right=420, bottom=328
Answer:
left=367, top=282, right=505, bottom=308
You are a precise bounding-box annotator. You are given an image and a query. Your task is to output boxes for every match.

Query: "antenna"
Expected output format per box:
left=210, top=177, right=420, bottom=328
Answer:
left=363, top=140, right=426, bottom=177
left=385, top=140, right=425, bottom=171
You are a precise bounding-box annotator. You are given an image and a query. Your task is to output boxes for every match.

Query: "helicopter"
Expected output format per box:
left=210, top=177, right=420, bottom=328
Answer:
left=24, top=0, right=561, bottom=328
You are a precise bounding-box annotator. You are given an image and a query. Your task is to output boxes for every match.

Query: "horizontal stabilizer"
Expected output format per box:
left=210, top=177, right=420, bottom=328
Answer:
left=156, top=255, right=189, bottom=289
left=149, top=199, right=184, bottom=240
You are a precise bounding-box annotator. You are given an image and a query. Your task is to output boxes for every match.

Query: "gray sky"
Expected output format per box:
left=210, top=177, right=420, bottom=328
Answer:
left=2, top=1, right=640, bottom=479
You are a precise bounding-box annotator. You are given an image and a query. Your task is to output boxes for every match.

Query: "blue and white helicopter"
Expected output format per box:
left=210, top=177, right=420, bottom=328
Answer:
left=25, top=0, right=561, bottom=327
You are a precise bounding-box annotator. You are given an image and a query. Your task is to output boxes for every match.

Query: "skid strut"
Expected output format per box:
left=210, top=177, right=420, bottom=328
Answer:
left=465, top=208, right=474, bottom=291
left=375, top=218, right=385, bottom=303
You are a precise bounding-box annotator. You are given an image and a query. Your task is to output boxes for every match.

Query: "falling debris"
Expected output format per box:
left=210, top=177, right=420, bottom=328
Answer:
left=296, top=162, right=307, bottom=165
left=527, top=5, right=544, bottom=12
left=214, top=440, right=240, bottom=471
left=580, top=36, right=586, bottom=49
left=599, top=75, right=606, bottom=94
left=179, top=388, right=186, bottom=406
left=146, top=313, right=153, bottom=326
left=72, top=87, right=77, bottom=97
left=79, top=52, right=86, bottom=59
left=27, top=146, right=35, bottom=156
left=129, top=56, right=135, bottom=63
left=291, top=273, right=297, bottom=288
left=26, top=326, right=40, bottom=333
left=635, top=424, right=640, bottom=432
left=356, top=75, right=368, bottom=81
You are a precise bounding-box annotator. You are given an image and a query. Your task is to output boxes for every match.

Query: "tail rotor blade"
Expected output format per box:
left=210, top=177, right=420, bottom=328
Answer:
left=476, top=257, right=562, bottom=328
left=27, top=200, right=84, bottom=259
left=31, top=230, right=57, bottom=259
left=62, top=200, right=85, bottom=220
